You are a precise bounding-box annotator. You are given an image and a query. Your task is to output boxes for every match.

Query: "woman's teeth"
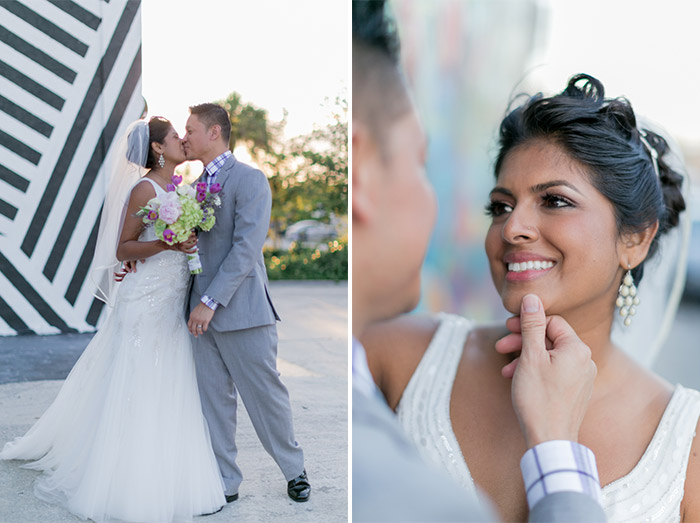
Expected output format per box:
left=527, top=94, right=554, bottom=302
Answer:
left=508, top=260, right=554, bottom=272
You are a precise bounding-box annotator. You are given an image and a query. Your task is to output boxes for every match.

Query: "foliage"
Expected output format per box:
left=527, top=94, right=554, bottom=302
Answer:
left=264, top=239, right=347, bottom=281
left=215, top=92, right=348, bottom=242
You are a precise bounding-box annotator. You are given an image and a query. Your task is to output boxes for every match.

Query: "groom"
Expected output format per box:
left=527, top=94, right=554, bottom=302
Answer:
left=182, top=103, right=309, bottom=503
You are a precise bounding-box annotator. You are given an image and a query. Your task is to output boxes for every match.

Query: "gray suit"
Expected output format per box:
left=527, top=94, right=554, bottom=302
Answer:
left=353, top=387, right=607, bottom=522
left=189, top=154, right=304, bottom=495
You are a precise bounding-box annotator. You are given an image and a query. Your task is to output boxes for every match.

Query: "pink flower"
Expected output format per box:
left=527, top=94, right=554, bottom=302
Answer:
left=147, top=210, right=158, bottom=221
left=209, top=183, right=221, bottom=194
left=171, top=174, right=182, bottom=185
left=163, top=229, right=175, bottom=243
left=196, top=182, right=207, bottom=192
left=196, top=191, right=206, bottom=202
left=159, top=196, right=182, bottom=224
left=166, top=183, right=176, bottom=192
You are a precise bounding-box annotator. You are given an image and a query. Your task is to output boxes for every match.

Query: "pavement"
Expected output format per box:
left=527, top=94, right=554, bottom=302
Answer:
left=0, top=281, right=348, bottom=523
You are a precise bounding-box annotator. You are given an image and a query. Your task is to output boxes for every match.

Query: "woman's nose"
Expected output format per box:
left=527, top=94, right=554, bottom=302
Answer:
left=501, top=207, right=539, bottom=244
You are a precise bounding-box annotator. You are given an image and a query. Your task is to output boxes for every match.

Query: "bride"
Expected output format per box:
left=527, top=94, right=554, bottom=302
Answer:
left=0, top=117, right=226, bottom=521
left=362, top=74, right=700, bottom=522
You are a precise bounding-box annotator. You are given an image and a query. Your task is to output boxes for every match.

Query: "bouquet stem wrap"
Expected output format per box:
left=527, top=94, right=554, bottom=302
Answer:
left=187, top=247, right=203, bottom=274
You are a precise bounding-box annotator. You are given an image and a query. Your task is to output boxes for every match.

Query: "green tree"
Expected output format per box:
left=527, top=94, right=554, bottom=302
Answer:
left=215, top=92, right=348, bottom=243
left=216, top=92, right=276, bottom=154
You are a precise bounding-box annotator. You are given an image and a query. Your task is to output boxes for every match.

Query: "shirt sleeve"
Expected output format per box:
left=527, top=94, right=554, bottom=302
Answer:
left=200, top=294, right=220, bottom=311
left=520, top=440, right=602, bottom=510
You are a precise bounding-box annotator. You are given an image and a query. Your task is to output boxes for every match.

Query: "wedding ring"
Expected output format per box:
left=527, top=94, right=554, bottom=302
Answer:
left=197, top=325, right=203, bottom=329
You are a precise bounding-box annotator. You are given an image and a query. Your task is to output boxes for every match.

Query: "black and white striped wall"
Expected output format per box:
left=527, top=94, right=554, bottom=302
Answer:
left=0, top=0, right=144, bottom=335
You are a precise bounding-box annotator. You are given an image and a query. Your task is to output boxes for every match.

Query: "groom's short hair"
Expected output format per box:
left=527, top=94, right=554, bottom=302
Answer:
left=353, top=0, right=411, bottom=149
left=189, top=103, right=232, bottom=144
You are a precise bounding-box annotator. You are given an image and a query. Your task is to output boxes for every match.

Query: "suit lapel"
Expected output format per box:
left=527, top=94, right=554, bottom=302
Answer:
left=214, top=154, right=238, bottom=190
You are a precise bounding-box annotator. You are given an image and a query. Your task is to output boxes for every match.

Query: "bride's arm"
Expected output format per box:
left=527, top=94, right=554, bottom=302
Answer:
left=361, top=315, right=439, bottom=410
left=115, top=182, right=193, bottom=262
left=682, top=417, right=700, bottom=522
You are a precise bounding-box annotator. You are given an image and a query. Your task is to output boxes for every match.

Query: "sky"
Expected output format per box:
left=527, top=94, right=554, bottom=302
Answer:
left=140, top=0, right=348, bottom=142
left=527, top=0, right=700, bottom=147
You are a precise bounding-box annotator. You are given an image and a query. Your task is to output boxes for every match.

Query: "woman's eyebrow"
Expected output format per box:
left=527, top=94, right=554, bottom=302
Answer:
left=489, top=187, right=514, bottom=198
left=531, top=180, right=582, bottom=195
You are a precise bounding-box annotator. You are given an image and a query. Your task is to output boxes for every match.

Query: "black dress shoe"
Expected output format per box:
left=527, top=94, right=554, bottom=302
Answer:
left=225, top=493, right=239, bottom=503
left=287, top=469, right=311, bottom=502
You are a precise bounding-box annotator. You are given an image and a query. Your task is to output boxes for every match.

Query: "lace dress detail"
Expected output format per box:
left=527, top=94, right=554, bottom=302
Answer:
left=0, top=178, right=225, bottom=522
left=397, top=313, right=700, bottom=523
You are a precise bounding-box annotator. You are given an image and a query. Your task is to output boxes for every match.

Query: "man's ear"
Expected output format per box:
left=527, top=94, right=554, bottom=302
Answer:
left=352, top=121, right=380, bottom=226
left=209, top=124, right=221, bottom=142
left=619, top=221, right=659, bottom=269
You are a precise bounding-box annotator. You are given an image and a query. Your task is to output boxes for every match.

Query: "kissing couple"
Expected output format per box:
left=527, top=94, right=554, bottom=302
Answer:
left=0, top=103, right=310, bottom=522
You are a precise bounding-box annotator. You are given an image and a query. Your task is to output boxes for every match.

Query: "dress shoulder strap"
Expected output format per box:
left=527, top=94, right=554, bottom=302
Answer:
left=132, top=177, right=163, bottom=194
left=404, top=313, right=471, bottom=398
left=602, top=385, right=700, bottom=522
left=396, top=313, right=476, bottom=493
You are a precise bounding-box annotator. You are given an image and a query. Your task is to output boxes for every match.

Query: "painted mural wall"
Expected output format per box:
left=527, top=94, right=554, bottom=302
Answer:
left=0, top=0, right=144, bottom=335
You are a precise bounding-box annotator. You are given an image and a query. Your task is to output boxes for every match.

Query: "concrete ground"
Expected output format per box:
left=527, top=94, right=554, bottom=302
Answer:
left=0, top=281, right=348, bottom=523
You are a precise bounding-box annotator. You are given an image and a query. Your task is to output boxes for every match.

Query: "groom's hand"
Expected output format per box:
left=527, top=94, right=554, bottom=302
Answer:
left=113, top=260, right=144, bottom=282
left=495, top=294, right=596, bottom=447
left=188, top=303, right=215, bottom=337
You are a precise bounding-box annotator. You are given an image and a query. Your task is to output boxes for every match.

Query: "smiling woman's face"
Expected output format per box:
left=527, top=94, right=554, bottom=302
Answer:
left=485, top=139, right=625, bottom=319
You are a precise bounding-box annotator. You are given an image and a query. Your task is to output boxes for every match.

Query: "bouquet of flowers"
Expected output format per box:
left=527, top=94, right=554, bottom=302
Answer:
left=137, top=174, right=222, bottom=274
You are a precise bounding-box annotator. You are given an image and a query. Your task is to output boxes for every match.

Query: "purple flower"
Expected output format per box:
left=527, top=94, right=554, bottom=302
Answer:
left=171, top=174, right=182, bottom=185
left=196, top=182, right=207, bottom=192
left=209, top=183, right=221, bottom=194
left=147, top=210, right=158, bottom=221
left=196, top=191, right=206, bottom=203
left=162, top=229, right=175, bottom=243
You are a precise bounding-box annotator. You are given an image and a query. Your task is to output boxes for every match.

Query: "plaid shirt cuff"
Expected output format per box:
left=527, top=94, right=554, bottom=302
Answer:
left=521, top=440, right=602, bottom=509
left=200, top=295, right=219, bottom=311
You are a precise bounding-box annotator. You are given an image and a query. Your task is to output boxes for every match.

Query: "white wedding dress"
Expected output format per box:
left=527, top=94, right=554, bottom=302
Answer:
left=398, top=313, right=700, bottom=523
left=0, top=178, right=225, bottom=522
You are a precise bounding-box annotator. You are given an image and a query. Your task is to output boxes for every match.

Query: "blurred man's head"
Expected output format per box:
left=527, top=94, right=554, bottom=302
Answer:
left=352, top=0, right=437, bottom=336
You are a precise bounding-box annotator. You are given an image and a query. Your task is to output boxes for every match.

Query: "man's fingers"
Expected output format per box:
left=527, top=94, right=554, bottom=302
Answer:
left=501, top=357, right=519, bottom=379
left=505, top=316, right=521, bottom=334
left=519, top=294, right=547, bottom=360
left=495, top=333, right=522, bottom=354
left=545, top=315, right=584, bottom=352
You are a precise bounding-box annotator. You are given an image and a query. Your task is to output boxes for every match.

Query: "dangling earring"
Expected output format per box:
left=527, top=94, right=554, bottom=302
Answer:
left=616, top=266, right=640, bottom=326
left=158, top=153, right=165, bottom=168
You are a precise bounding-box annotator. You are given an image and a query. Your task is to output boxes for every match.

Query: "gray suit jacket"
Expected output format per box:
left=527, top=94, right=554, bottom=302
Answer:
left=352, top=387, right=607, bottom=522
left=190, top=154, right=280, bottom=332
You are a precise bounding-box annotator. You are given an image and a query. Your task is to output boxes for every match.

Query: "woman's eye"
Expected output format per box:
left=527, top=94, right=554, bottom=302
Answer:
left=485, top=201, right=513, bottom=217
left=541, top=193, right=574, bottom=209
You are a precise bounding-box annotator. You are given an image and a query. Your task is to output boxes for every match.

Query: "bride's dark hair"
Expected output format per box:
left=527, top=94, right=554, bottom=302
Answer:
left=494, top=73, right=686, bottom=284
left=145, top=116, right=172, bottom=169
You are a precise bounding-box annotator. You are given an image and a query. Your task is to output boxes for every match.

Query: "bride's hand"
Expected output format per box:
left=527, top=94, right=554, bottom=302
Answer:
left=495, top=294, right=596, bottom=447
left=169, top=232, right=198, bottom=254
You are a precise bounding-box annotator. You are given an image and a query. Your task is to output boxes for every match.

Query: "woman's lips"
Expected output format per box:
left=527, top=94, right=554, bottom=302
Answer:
left=505, top=260, right=556, bottom=282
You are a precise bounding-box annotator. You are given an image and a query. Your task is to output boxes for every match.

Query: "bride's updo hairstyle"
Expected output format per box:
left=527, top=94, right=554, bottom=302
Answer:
left=493, top=73, right=686, bottom=284
left=144, top=116, right=172, bottom=169
left=125, top=116, right=171, bottom=168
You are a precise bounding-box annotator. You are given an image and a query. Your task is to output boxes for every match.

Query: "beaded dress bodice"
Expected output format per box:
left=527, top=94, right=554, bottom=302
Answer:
left=397, top=313, right=700, bottom=523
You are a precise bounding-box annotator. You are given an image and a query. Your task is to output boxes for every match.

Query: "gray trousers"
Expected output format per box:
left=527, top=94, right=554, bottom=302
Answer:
left=193, top=323, right=304, bottom=495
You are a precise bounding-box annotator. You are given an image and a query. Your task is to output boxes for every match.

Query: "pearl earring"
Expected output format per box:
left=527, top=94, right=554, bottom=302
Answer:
left=616, top=268, right=640, bottom=326
left=158, top=153, right=165, bottom=168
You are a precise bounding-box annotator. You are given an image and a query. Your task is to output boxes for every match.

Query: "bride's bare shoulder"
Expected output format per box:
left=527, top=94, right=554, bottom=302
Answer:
left=361, top=314, right=441, bottom=410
